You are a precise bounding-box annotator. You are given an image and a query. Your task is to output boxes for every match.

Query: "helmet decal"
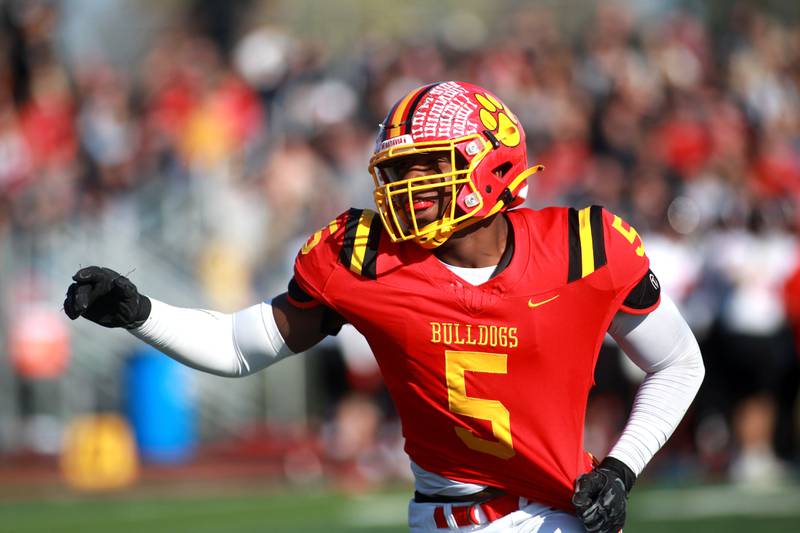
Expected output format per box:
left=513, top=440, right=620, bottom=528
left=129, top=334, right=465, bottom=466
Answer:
left=409, top=82, right=480, bottom=140
left=377, top=133, right=414, bottom=152
left=476, top=92, right=521, bottom=147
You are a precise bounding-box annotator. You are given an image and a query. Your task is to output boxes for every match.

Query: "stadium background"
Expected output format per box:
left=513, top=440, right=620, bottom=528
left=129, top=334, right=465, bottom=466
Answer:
left=2, top=0, right=800, bottom=531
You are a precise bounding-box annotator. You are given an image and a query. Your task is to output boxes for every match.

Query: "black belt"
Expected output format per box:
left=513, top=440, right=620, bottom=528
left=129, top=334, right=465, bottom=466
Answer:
left=414, top=486, right=506, bottom=504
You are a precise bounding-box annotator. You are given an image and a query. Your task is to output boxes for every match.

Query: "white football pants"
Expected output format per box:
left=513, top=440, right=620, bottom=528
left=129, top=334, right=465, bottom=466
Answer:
left=408, top=498, right=587, bottom=532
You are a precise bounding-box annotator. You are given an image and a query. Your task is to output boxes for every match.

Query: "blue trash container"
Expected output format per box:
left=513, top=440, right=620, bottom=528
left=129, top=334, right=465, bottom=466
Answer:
left=124, top=346, right=197, bottom=463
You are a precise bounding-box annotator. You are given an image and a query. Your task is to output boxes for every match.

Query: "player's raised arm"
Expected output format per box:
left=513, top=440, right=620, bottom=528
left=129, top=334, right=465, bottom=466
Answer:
left=63, top=266, right=331, bottom=377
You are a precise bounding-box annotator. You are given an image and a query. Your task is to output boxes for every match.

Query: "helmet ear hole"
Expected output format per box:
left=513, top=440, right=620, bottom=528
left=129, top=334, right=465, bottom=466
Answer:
left=492, top=162, right=513, bottom=177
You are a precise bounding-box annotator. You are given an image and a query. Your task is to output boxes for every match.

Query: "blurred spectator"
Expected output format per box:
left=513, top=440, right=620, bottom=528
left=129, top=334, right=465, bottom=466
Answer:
left=701, top=204, right=798, bottom=485
left=3, top=0, right=800, bottom=489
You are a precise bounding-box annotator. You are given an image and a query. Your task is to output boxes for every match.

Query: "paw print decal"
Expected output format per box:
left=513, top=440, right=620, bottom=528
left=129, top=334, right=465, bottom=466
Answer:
left=475, top=93, right=521, bottom=147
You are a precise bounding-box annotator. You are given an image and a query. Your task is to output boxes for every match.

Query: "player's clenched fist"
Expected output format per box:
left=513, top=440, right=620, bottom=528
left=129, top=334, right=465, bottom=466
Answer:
left=64, top=266, right=151, bottom=329
left=572, top=457, right=636, bottom=533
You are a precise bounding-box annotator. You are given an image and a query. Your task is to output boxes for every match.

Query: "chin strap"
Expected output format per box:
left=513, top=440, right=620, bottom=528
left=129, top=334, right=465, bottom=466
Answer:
left=415, top=226, right=456, bottom=249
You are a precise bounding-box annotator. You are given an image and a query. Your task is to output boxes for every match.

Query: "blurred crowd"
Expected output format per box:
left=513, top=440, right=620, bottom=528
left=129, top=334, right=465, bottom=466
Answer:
left=2, top=0, right=800, bottom=488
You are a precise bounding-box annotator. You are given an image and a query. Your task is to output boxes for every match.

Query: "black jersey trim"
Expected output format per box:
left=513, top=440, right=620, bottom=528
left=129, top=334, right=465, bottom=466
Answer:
left=402, top=83, right=440, bottom=134
left=361, top=213, right=382, bottom=279
left=288, top=277, right=314, bottom=303
left=338, top=208, right=362, bottom=270
left=287, top=277, right=319, bottom=308
left=338, top=208, right=382, bottom=279
left=590, top=205, right=607, bottom=269
left=622, top=269, right=661, bottom=310
left=568, top=206, right=608, bottom=282
left=567, top=208, right=582, bottom=282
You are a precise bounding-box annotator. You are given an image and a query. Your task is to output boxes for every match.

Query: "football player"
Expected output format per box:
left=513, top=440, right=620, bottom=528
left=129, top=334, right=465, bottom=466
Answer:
left=65, top=81, right=704, bottom=533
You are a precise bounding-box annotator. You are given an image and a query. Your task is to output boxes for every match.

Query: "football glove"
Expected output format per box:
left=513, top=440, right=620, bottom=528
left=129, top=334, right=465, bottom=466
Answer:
left=64, top=266, right=151, bottom=329
left=572, top=456, right=636, bottom=533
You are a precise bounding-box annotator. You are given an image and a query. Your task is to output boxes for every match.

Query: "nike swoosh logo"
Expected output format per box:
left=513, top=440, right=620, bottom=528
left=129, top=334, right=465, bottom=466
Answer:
left=528, top=295, right=560, bottom=308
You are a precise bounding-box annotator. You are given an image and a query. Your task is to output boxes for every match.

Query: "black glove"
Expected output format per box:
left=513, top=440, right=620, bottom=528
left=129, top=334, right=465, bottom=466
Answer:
left=64, top=266, right=151, bottom=329
left=572, top=456, right=636, bottom=533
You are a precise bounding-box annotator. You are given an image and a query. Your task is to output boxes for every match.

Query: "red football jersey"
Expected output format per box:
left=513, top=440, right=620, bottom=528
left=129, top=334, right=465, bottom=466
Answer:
left=291, top=206, right=653, bottom=512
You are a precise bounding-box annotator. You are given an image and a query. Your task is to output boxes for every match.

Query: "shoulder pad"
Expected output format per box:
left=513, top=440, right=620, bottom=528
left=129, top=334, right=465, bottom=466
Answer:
left=294, top=208, right=384, bottom=305
left=566, top=205, right=607, bottom=282
left=337, top=208, right=383, bottom=280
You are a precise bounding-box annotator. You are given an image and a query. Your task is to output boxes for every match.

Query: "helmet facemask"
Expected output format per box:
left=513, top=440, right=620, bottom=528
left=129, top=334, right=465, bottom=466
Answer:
left=369, top=81, right=543, bottom=249
left=369, top=133, right=490, bottom=249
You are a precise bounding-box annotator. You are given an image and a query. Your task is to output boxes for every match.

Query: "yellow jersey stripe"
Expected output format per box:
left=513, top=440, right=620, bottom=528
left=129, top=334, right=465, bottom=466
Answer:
left=350, top=210, right=376, bottom=276
left=578, top=206, right=595, bottom=277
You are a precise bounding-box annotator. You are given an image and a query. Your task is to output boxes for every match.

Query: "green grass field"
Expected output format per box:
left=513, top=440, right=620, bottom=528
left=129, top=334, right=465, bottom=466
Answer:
left=2, top=482, right=799, bottom=532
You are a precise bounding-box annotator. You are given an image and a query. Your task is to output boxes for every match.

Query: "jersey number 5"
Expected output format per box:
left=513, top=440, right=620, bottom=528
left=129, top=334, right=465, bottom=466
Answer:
left=611, top=215, right=645, bottom=257
left=445, top=350, right=515, bottom=459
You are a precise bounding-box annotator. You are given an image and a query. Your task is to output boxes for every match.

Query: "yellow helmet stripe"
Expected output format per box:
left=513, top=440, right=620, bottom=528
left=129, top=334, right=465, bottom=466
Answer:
left=386, top=84, right=439, bottom=138
left=386, top=90, right=420, bottom=138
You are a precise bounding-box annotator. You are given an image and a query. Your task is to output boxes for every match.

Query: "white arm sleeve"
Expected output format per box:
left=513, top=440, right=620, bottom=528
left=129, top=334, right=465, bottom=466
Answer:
left=129, top=298, right=295, bottom=377
left=606, top=294, right=705, bottom=475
